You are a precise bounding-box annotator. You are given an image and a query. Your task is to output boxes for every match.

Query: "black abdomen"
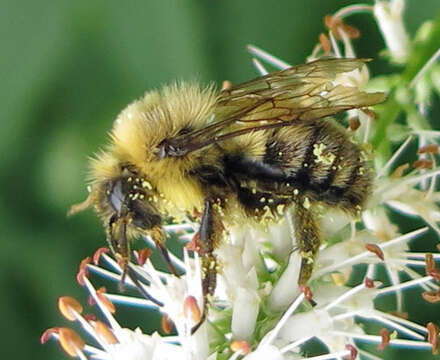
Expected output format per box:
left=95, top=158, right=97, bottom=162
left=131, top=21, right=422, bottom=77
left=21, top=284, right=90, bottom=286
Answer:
left=225, top=119, right=372, bottom=217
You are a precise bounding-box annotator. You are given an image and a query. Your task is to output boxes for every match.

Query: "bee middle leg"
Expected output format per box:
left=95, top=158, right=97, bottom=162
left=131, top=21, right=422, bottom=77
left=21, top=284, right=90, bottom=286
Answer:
left=292, top=200, right=321, bottom=285
left=191, top=199, right=223, bottom=334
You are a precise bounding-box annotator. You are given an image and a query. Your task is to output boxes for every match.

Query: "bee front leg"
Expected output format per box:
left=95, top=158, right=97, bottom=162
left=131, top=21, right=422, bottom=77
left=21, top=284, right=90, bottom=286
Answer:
left=191, top=199, right=223, bottom=334
left=107, top=213, right=130, bottom=281
left=292, top=200, right=321, bottom=285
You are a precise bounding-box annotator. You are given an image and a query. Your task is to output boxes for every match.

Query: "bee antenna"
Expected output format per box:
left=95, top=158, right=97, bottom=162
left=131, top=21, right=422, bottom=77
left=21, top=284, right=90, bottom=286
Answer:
left=67, top=191, right=95, bottom=217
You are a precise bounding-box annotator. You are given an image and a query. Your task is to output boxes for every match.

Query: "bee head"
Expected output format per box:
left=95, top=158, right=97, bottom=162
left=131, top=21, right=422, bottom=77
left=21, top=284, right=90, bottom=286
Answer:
left=69, top=165, right=162, bottom=260
left=105, top=174, right=162, bottom=231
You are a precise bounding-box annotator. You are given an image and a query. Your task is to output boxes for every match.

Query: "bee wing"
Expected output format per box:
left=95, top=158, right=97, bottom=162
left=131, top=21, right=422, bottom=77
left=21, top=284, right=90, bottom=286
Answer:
left=159, top=58, right=385, bottom=158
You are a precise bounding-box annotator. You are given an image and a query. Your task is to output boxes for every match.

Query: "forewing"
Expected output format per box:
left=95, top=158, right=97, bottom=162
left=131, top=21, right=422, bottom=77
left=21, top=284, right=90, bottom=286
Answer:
left=216, top=58, right=385, bottom=122
left=159, top=58, right=385, bottom=157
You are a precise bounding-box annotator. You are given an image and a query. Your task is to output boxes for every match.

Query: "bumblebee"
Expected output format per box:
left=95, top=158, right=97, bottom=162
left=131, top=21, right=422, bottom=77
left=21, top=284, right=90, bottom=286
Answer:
left=70, top=58, right=385, bottom=329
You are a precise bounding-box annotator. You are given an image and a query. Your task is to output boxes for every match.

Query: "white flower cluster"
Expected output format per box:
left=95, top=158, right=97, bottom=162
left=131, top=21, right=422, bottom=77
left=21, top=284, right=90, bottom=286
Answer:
left=43, top=2, right=440, bottom=359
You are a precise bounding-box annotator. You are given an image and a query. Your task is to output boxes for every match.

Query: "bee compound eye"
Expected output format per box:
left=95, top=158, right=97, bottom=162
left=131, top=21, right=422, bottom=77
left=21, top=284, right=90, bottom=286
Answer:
left=108, top=180, right=124, bottom=212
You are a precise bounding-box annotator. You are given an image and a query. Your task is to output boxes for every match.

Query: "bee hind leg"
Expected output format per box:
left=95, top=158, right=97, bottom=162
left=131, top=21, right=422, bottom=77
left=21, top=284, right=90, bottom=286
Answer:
left=292, top=200, right=321, bottom=285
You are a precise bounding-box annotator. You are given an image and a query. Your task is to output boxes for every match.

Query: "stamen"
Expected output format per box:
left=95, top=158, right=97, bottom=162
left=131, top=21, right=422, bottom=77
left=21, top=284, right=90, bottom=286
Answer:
left=328, top=31, right=342, bottom=58
left=93, top=320, right=118, bottom=344
left=313, top=228, right=428, bottom=278
left=344, top=344, right=358, bottom=360
left=220, top=80, right=231, bottom=91
left=425, top=253, right=440, bottom=281
left=252, top=58, right=269, bottom=76
left=40, top=328, right=59, bottom=344
left=333, top=4, right=373, bottom=19
left=280, top=336, right=313, bottom=354
left=83, top=277, right=122, bottom=332
left=93, top=247, right=110, bottom=265
left=379, top=311, right=428, bottom=335
left=418, top=144, right=439, bottom=154
left=376, top=276, right=434, bottom=295
left=58, top=328, right=86, bottom=359
left=422, top=289, right=440, bottom=303
left=304, top=349, right=351, bottom=360
left=105, top=293, right=159, bottom=309
left=319, top=33, right=332, bottom=55
left=96, top=287, right=116, bottom=314
left=246, top=44, right=291, bottom=69
left=58, top=296, right=83, bottom=321
left=348, top=117, right=361, bottom=131
left=410, top=47, right=440, bottom=88
left=376, top=135, right=413, bottom=178
left=261, top=293, right=305, bottom=346
left=377, top=328, right=390, bottom=350
left=368, top=313, right=424, bottom=340
left=77, top=257, right=91, bottom=286
left=365, top=243, right=385, bottom=260
left=324, top=282, right=368, bottom=311
left=331, top=331, right=432, bottom=349
left=183, top=296, right=201, bottom=324
left=161, top=314, right=174, bottom=334
left=136, top=248, right=153, bottom=266
left=427, top=322, right=439, bottom=355
left=413, top=159, right=433, bottom=169
left=230, top=340, right=251, bottom=355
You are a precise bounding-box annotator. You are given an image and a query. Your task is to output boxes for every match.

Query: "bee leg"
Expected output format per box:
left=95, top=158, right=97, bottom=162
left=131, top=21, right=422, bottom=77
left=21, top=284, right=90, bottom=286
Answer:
left=293, top=201, right=321, bottom=285
left=151, top=226, right=180, bottom=277
left=107, top=214, right=130, bottom=283
left=191, top=199, right=222, bottom=334
left=106, top=215, right=164, bottom=306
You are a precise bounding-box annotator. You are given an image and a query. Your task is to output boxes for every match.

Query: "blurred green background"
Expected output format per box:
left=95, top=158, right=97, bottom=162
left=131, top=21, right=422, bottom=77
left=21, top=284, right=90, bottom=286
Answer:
left=1, top=0, right=439, bottom=359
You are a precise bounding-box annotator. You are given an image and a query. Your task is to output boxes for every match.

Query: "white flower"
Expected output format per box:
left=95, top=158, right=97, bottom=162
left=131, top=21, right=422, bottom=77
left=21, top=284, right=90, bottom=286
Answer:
left=43, top=11, right=440, bottom=359
left=374, top=0, right=410, bottom=63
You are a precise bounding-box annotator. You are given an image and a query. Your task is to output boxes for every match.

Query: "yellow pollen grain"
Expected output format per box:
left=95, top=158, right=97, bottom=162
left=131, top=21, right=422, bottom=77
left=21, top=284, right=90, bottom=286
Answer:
left=277, top=204, right=285, bottom=215
left=142, top=181, right=152, bottom=190
left=313, top=143, right=335, bottom=165
left=303, top=197, right=311, bottom=209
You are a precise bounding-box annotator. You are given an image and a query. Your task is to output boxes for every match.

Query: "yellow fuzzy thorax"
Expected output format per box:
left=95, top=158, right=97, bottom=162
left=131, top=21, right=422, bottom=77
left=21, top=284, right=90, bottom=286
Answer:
left=88, top=82, right=269, bottom=220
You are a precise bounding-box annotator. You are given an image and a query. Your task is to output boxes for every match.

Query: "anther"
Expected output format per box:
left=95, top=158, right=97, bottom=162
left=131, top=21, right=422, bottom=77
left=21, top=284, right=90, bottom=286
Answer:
left=76, top=257, right=91, bottom=286
left=364, top=277, right=375, bottom=288
left=58, top=296, right=83, bottom=321
left=427, top=322, right=439, bottom=355
left=161, top=314, right=174, bottom=335
left=58, top=328, right=86, bottom=357
left=377, top=328, right=390, bottom=350
left=136, top=248, right=153, bottom=266
left=96, top=287, right=116, bottom=313
left=365, top=243, right=384, bottom=261
left=344, top=344, right=358, bottom=360
left=40, top=327, right=59, bottom=344
left=425, top=253, right=440, bottom=281
left=230, top=340, right=251, bottom=355
left=417, top=144, right=438, bottom=154
left=93, top=247, right=110, bottom=265
left=93, top=320, right=118, bottom=344
left=183, top=296, right=201, bottom=324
